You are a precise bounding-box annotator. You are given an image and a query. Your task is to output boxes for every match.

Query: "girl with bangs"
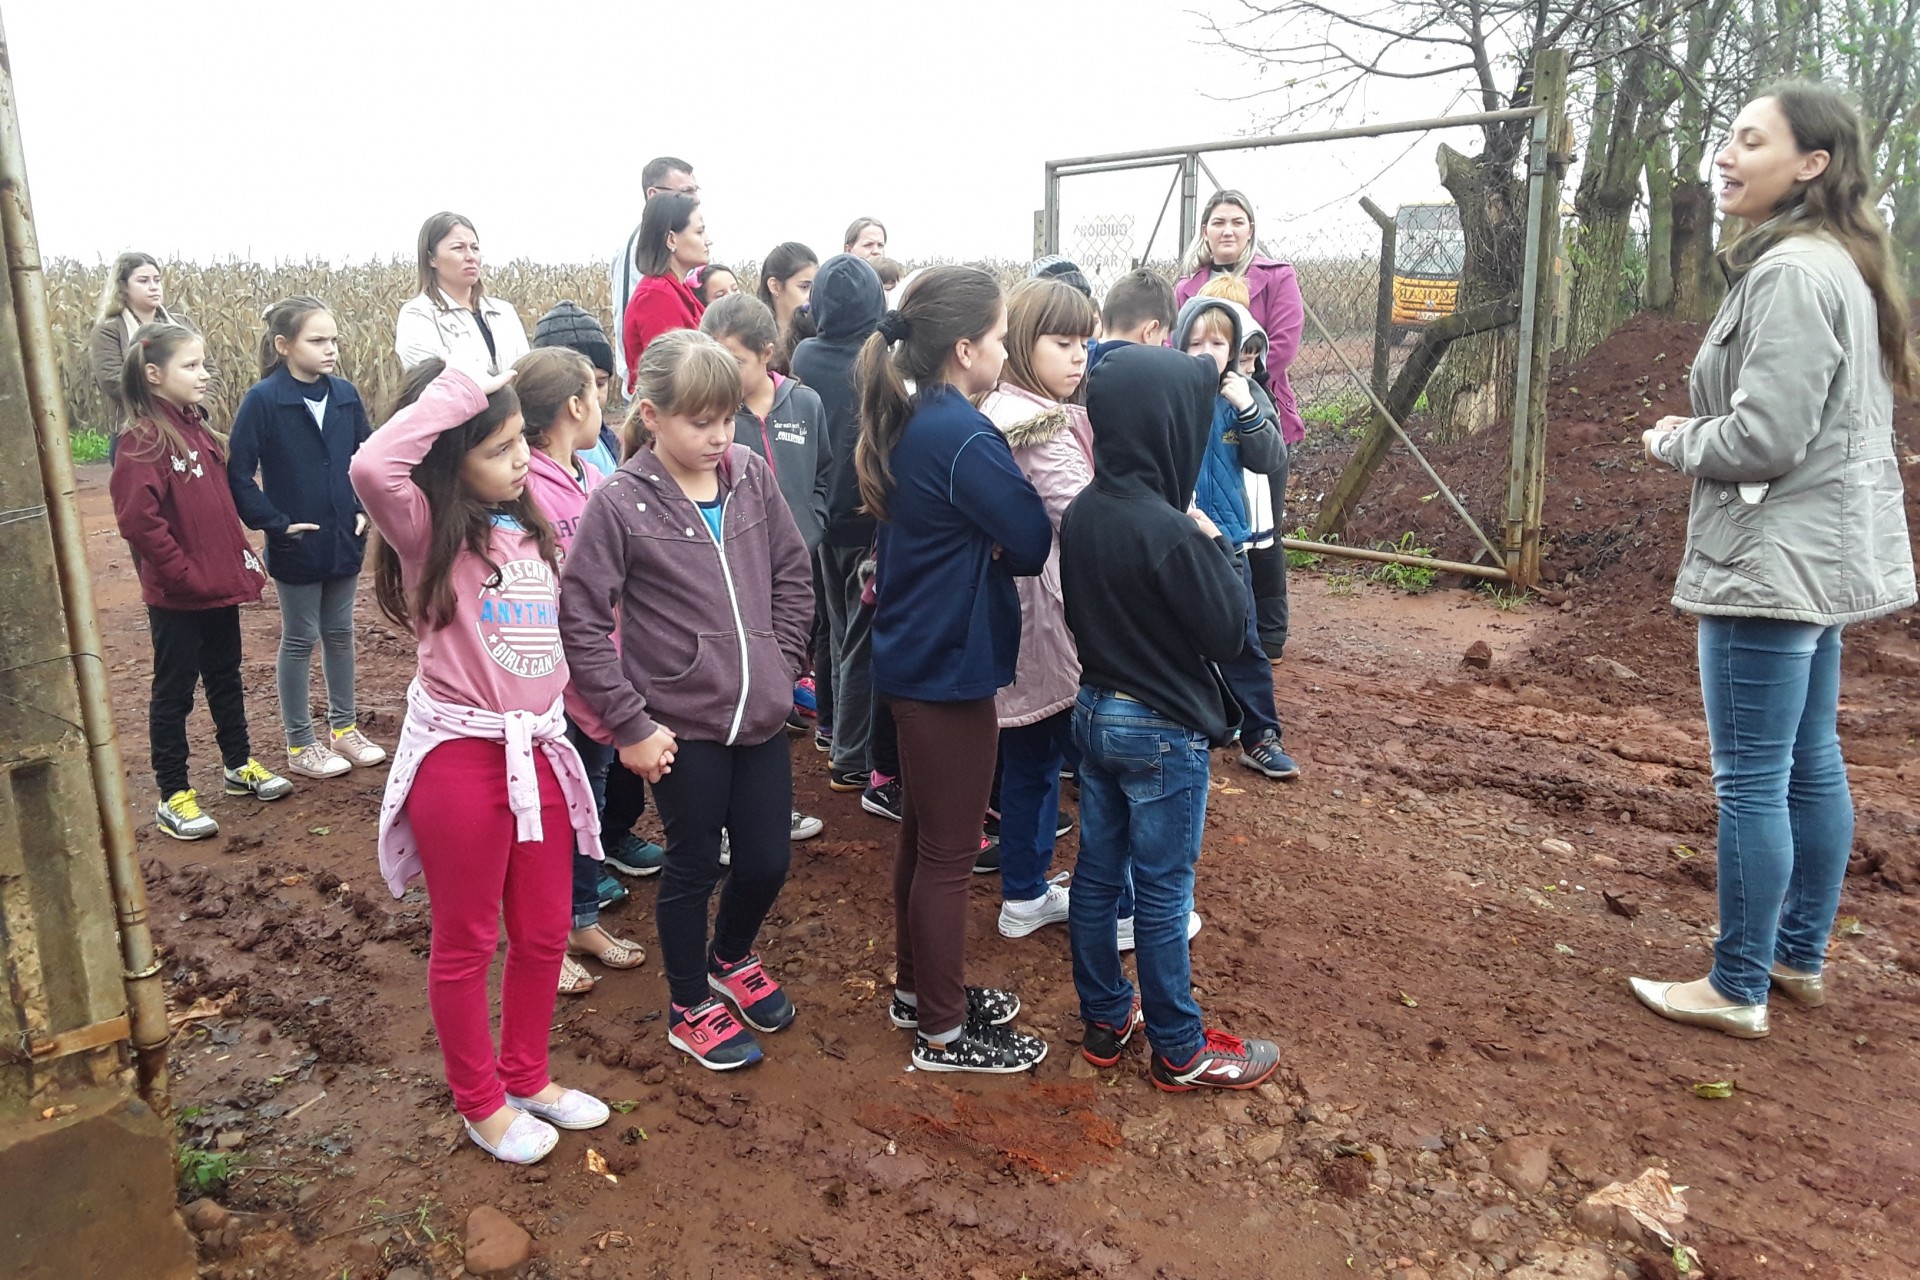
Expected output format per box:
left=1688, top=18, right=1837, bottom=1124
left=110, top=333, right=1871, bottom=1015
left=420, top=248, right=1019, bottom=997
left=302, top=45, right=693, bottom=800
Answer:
left=560, top=330, right=814, bottom=1073
left=977, top=278, right=1099, bottom=941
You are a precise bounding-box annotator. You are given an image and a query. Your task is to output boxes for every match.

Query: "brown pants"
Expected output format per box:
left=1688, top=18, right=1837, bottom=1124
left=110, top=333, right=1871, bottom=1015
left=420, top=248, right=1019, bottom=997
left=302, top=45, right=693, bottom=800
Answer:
left=890, top=696, right=999, bottom=1039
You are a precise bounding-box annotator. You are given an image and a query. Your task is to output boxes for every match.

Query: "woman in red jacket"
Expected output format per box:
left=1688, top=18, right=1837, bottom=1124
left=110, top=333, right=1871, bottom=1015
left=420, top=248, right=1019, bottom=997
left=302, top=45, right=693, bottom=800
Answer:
left=621, top=192, right=709, bottom=392
left=111, top=323, right=293, bottom=841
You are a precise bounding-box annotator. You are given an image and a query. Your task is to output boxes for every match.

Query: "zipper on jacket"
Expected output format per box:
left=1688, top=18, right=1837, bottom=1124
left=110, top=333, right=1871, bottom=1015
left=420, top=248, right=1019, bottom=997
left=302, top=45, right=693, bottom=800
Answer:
left=700, top=487, right=752, bottom=746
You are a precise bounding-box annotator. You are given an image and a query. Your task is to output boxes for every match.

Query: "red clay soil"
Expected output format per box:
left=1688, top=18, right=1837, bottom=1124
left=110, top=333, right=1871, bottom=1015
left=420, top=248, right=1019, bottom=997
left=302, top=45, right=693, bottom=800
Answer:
left=77, top=337, right=1920, bottom=1280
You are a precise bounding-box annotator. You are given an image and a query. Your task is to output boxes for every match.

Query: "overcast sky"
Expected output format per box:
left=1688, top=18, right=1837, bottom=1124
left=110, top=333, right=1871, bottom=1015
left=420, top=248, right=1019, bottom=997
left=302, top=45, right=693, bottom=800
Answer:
left=8, top=0, right=1466, bottom=272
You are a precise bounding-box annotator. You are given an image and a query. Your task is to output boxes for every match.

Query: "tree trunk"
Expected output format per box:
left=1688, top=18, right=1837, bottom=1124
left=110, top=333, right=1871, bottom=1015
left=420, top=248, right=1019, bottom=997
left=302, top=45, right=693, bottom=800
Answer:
left=1566, top=41, right=1653, bottom=361
left=1645, top=133, right=1675, bottom=311
left=1426, top=141, right=1526, bottom=439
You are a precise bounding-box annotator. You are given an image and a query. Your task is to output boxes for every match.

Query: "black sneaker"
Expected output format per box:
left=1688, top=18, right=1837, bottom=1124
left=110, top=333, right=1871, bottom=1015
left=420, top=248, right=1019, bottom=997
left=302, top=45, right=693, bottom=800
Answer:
left=888, top=986, right=1020, bottom=1030
left=982, top=811, right=1072, bottom=840
left=1081, top=1002, right=1144, bottom=1067
left=971, top=836, right=1001, bottom=875
left=861, top=777, right=903, bottom=821
left=814, top=726, right=833, bottom=754
left=828, top=765, right=869, bottom=793
left=1239, top=734, right=1301, bottom=781
left=1149, top=1028, right=1282, bottom=1092
left=912, top=1022, right=1048, bottom=1074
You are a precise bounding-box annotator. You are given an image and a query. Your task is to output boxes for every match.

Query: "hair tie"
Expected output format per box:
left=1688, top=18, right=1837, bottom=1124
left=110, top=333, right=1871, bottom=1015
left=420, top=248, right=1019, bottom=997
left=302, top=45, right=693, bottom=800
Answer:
left=877, top=310, right=910, bottom=344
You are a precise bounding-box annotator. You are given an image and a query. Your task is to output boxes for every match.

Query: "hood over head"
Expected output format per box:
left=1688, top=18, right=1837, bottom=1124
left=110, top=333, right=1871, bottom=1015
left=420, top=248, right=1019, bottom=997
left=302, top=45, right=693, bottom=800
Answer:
left=1170, top=294, right=1246, bottom=358
left=809, top=254, right=885, bottom=344
left=1226, top=301, right=1268, bottom=383
left=1085, top=345, right=1218, bottom=508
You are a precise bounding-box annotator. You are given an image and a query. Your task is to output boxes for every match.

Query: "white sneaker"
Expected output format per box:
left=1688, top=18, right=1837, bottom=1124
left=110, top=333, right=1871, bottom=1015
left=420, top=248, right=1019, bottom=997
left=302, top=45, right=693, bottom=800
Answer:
left=155, top=789, right=219, bottom=841
left=330, top=724, right=388, bottom=767
left=719, top=830, right=731, bottom=867
left=286, top=741, right=351, bottom=779
left=1116, top=911, right=1204, bottom=952
left=464, top=1110, right=558, bottom=1165
left=505, top=1087, right=610, bottom=1130
left=998, top=874, right=1071, bottom=938
left=790, top=810, right=823, bottom=841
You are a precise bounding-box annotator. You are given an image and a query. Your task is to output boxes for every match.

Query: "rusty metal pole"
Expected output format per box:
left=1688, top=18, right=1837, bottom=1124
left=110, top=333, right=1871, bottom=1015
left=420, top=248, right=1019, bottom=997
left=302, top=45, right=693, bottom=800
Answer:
left=1504, top=50, right=1571, bottom=587
left=0, top=10, right=171, bottom=1110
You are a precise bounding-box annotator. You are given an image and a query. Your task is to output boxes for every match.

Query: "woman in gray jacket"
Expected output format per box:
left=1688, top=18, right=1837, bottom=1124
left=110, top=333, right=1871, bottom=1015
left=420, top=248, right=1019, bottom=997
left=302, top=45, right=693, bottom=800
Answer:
left=1631, top=82, right=1916, bottom=1039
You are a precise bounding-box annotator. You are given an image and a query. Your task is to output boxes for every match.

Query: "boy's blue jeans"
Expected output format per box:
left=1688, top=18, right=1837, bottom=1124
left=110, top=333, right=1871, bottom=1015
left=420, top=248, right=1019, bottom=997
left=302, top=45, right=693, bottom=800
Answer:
left=1067, top=687, right=1208, bottom=1063
left=1697, top=617, right=1853, bottom=1005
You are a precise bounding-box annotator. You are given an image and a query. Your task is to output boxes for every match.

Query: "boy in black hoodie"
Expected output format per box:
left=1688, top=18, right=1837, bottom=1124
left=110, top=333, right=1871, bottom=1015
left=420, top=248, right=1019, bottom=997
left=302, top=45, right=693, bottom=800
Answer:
left=790, top=255, right=897, bottom=801
left=1058, top=344, right=1283, bottom=1093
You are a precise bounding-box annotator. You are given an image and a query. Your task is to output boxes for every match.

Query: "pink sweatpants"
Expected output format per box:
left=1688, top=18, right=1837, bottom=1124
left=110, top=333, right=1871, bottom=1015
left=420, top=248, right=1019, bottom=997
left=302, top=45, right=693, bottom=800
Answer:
left=407, top=737, right=573, bottom=1120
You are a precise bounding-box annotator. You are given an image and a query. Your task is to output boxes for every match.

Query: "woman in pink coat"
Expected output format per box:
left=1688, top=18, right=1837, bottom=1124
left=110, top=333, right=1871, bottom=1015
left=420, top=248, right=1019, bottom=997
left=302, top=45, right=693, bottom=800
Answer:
left=1176, top=189, right=1303, bottom=654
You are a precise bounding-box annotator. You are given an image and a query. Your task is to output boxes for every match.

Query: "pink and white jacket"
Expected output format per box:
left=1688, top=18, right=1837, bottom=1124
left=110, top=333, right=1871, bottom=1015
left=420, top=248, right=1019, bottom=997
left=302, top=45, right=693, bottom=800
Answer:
left=349, top=368, right=600, bottom=896
left=979, top=382, right=1094, bottom=728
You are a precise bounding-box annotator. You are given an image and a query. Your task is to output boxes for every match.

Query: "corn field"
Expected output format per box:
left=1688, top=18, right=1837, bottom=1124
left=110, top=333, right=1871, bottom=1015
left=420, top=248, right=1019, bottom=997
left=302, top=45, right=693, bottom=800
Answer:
left=47, top=256, right=1046, bottom=437
left=46, top=258, right=615, bottom=435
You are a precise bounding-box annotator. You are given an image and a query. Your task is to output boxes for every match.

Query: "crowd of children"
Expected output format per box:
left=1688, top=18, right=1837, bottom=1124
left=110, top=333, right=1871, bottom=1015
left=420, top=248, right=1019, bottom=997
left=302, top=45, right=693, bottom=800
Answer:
left=103, top=169, right=1306, bottom=1163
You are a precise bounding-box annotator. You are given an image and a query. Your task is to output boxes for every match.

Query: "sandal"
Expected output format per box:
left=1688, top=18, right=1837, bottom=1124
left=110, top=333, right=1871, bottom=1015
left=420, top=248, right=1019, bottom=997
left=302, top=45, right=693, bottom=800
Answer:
left=557, top=955, right=597, bottom=995
left=569, top=925, right=646, bottom=970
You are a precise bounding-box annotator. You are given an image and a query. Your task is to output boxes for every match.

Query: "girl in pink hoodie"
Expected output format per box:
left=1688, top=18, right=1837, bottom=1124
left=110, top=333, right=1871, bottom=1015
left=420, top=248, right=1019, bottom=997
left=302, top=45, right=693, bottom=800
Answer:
left=514, top=348, right=649, bottom=997
left=350, top=359, right=609, bottom=1167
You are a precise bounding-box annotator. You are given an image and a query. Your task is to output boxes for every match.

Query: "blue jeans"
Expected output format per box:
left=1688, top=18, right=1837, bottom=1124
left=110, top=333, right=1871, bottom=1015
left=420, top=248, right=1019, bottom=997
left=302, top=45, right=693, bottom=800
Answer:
left=1218, top=552, right=1279, bottom=741
left=1697, top=617, right=1853, bottom=1005
left=1067, top=687, right=1208, bottom=1062
left=566, top=720, right=616, bottom=930
left=998, top=711, right=1071, bottom=902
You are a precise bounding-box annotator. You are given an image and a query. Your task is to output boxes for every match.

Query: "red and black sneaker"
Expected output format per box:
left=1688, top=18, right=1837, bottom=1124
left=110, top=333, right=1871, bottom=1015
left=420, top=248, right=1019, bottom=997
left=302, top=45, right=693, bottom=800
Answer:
left=1081, top=1001, right=1145, bottom=1068
left=1149, top=1028, right=1281, bottom=1092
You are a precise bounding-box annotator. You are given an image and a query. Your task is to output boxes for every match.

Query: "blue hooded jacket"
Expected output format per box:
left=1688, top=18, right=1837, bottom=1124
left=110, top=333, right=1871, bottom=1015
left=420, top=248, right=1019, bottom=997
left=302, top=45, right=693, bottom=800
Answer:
left=1169, top=296, right=1283, bottom=549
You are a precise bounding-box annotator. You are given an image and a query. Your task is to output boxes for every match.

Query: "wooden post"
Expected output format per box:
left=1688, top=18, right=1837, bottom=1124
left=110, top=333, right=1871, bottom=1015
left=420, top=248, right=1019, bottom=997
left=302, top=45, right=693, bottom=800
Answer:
left=1359, top=197, right=1396, bottom=401
left=1504, top=49, right=1571, bottom=587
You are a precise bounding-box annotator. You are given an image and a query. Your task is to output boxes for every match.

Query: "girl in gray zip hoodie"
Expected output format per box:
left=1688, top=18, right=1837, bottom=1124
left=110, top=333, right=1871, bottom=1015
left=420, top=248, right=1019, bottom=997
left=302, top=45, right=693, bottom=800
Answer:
left=1629, top=84, right=1917, bottom=1040
left=560, top=331, right=814, bottom=1073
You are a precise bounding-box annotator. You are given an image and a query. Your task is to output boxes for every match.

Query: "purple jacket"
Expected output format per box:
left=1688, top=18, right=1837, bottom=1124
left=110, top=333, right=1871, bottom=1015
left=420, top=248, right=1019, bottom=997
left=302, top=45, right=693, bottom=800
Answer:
left=1176, top=255, right=1307, bottom=445
left=558, top=443, right=813, bottom=749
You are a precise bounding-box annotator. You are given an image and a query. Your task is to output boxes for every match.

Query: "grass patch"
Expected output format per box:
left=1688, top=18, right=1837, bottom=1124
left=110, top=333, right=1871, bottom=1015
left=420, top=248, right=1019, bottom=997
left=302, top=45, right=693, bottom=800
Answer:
left=1284, top=526, right=1329, bottom=569
left=177, top=1146, right=233, bottom=1198
left=1481, top=584, right=1530, bottom=611
left=71, top=429, right=111, bottom=464
left=1369, top=532, right=1438, bottom=592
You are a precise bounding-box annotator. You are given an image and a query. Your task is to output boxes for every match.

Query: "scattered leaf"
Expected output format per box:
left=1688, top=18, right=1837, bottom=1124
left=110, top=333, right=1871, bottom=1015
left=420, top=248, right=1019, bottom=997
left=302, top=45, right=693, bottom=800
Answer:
left=1691, top=1080, right=1735, bottom=1099
left=608, top=1100, right=639, bottom=1114
left=584, top=1148, right=618, bottom=1184
left=1674, top=1244, right=1694, bottom=1273
left=1397, top=992, right=1419, bottom=1007
left=39, top=1104, right=78, bottom=1120
left=592, top=1229, right=633, bottom=1250
left=1554, top=943, right=1577, bottom=957
left=1836, top=916, right=1865, bottom=936
left=280, top=874, right=305, bottom=886
left=308, top=826, right=331, bottom=836
left=1671, top=844, right=1697, bottom=859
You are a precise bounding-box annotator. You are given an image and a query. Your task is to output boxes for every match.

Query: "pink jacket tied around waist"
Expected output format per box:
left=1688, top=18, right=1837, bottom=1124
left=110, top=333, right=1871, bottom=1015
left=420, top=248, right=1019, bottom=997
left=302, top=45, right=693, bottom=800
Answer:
left=376, top=677, right=602, bottom=898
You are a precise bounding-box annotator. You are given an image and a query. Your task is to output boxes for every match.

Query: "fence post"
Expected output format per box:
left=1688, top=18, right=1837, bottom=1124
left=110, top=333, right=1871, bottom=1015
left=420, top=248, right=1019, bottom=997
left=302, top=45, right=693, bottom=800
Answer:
left=1504, top=50, right=1570, bottom=588
left=1178, top=152, right=1198, bottom=256
left=1359, top=197, right=1396, bottom=401
left=1043, top=163, right=1061, bottom=255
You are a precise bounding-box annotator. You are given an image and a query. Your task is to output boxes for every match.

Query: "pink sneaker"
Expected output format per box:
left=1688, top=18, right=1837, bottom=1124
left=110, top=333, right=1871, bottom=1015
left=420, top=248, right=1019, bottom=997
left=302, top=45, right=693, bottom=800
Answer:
left=707, top=952, right=795, bottom=1032
left=668, top=998, right=763, bottom=1071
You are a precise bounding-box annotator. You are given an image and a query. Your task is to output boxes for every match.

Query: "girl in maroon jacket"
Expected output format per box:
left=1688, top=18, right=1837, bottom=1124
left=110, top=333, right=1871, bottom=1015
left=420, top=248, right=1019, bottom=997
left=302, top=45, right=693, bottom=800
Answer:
left=560, top=330, right=814, bottom=1073
left=110, top=323, right=292, bottom=842
left=620, top=192, right=709, bottom=392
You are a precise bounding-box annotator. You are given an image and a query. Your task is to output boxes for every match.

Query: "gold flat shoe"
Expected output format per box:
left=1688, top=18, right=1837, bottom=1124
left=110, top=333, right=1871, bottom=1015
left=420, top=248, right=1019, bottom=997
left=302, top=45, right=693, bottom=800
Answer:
left=1768, top=965, right=1827, bottom=1008
left=1628, top=976, right=1770, bottom=1039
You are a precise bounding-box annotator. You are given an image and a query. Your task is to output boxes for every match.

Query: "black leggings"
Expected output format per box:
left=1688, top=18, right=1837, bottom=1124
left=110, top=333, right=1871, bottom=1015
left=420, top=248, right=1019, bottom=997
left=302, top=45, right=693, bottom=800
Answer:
left=148, top=604, right=252, bottom=796
left=649, top=735, right=793, bottom=1008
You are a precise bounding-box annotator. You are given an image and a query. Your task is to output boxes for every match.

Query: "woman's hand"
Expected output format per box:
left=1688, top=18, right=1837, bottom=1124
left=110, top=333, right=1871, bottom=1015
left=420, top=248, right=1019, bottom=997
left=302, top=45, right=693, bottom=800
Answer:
left=475, top=368, right=518, bottom=396
left=1642, top=428, right=1676, bottom=465
left=617, top=726, right=677, bottom=783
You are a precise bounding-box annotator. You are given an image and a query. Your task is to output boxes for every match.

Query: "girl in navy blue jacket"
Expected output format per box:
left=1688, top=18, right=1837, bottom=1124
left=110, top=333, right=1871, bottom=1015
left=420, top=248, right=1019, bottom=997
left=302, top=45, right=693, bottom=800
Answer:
left=227, top=297, right=388, bottom=780
left=853, top=265, right=1054, bottom=1075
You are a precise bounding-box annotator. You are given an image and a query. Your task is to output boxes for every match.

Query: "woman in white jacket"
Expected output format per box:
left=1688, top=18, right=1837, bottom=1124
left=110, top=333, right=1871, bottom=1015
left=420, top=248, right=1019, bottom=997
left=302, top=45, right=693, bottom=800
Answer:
left=394, top=212, right=529, bottom=376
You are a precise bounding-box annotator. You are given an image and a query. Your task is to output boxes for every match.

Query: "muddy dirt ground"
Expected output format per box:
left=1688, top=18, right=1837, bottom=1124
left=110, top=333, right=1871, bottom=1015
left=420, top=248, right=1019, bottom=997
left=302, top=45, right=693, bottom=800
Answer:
left=84, top=316, right=1918, bottom=1280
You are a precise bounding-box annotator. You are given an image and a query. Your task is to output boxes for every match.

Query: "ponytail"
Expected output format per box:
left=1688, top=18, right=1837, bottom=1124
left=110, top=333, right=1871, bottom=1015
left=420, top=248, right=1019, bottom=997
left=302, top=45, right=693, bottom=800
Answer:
left=853, top=264, right=1003, bottom=522
left=258, top=295, right=331, bottom=378
left=119, top=322, right=216, bottom=463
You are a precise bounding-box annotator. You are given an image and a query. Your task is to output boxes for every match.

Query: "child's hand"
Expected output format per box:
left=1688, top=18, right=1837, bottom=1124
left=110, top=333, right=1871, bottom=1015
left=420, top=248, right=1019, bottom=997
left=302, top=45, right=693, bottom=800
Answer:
left=285, top=522, right=321, bottom=535
left=354, top=513, right=368, bottom=537
left=1190, top=509, right=1223, bottom=540
left=1220, top=371, right=1254, bottom=412
left=476, top=368, right=518, bottom=397
left=618, top=726, right=678, bottom=782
